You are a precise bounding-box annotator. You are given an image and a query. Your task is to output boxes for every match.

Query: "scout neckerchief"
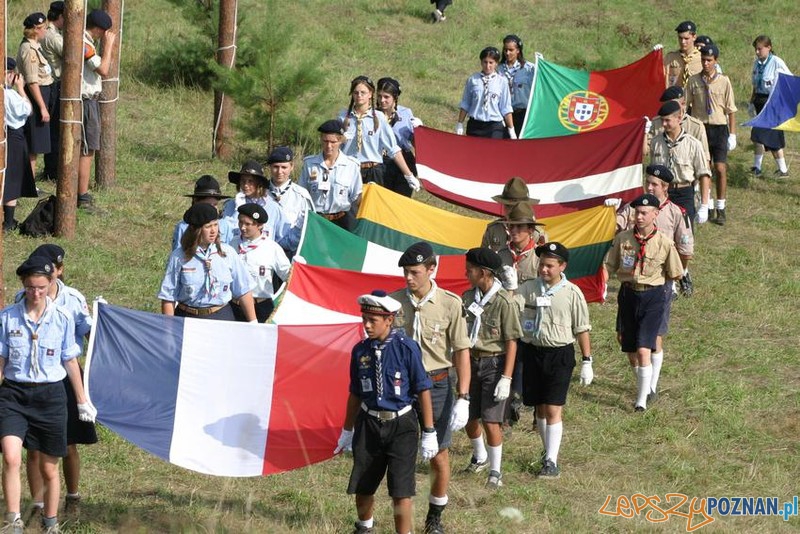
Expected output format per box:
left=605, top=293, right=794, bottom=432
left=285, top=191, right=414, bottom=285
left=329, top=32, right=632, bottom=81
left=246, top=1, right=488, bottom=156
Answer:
left=701, top=71, right=718, bottom=117
left=23, top=298, right=52, bottom=379
left=663, top=128, right=687, bottom=176
left=634, top=225, right=659, bottom=272
left=481, top=72, right=497, bottom=114
left=268, top=180, right=292, bottom=202
left=468, top=279, right=502, bottom=347
left=354, top=109, right=371, bottom=155
left=682, top=49, right=697, bottom=87
left=238, top=235, right=264, bottom=255
left=753, top=53, right=773, bottom=93
left=508, top=238, right=535, bottom=266
left=532, top=273, right=568, bottom=336
left=370, top=330, right=395, bottom=398
left=195, top=245, right=219, bottom=298
left=407, top=280, right=438, bottom=344
left=502, top=60, right=521, bottom=95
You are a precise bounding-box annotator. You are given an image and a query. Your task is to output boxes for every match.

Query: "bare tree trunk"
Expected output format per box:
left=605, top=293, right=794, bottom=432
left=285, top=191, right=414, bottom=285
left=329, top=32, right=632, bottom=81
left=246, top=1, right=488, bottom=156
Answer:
left=96, top=0, right=122, bottom=189
left=0, top=0, right=7, bottom=302
left=212, top=0, right=236, bottom=159
left=55, top=0, right=86, bottom=238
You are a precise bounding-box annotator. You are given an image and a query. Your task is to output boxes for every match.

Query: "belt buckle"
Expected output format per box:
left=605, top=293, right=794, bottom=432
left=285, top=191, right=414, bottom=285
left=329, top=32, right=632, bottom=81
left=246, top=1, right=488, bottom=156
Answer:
left=377, top=411, right=394, bottom=421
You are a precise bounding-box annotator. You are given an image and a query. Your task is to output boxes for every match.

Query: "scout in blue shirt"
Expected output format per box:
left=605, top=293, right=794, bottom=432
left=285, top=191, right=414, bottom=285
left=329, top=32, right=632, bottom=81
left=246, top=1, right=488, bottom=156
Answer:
left=335, top=291, right=436, bottom=534
left=375, top=77, right=423, bottom=197
left=498, top=34, right=536, bottom=137
left=222, top=160, right=290, bottom=246
left=457, top=47, right=515, bottom=139
left=172, top=175, right=234, bottom=249
left=159, top=203, right=257, bottom=322
left=0, top=256, right=96, bottom=534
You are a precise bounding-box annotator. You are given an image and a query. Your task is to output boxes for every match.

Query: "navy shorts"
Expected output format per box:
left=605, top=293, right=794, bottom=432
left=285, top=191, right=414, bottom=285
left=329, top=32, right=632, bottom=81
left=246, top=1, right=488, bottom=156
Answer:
left=467, top=118, right=505, bottom=139
left=617, top=283, right=666, bottom=353
left=0, top=380, right=68, bottom=457
left=24, top=84, right=52, bottom=155
left=82, top=98, right=101, bottom=154
left=63, top=368, right=98, bottom=446
left=360, top=164, right=385, bottom=186
left=705, top=124, right=729, bottom=164
left=520, top=342, right=575, bottom=406
left=415, top=370, right=453, bottom=450
left=347, top=409, right=419, bottom=498
left=468, top=355, right=507, bottom=423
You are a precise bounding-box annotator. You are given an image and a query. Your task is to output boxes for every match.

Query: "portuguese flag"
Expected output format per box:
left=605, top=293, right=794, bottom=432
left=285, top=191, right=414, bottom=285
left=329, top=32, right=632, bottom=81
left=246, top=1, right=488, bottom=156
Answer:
left=521, top=49, right=665, bottom=138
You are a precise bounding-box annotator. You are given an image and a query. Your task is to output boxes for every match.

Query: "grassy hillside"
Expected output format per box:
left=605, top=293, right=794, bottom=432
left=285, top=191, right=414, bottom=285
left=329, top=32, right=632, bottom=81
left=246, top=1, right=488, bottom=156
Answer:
left=2, top=1, right=800, bottom=532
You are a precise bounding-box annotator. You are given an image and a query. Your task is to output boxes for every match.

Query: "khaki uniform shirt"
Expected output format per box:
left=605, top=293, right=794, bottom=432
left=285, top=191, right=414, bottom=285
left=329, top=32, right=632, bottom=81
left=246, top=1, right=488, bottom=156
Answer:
left=16, top=39, right=53, bottom=86
left=82, top=31, right=103, bottom=98
left=664, top=48, right=702, bottom=88
left=648, top=113, right=710, bottom=163
left=41, top=24, right=63, bottom=79
left=650, top=129, right=711, bottom=185
left=462, top=287, right=523, bottom=354
left=605, top=229, right=683, bottom=286
left=685, top=73, right=737, bottom=125
left=616, top=200, right=694, bottom=257
left=481, top=220, right=547, bottom=253
left=498, top=239, right=547, bottom=283
left=391, top=286, right=471, bottom=372
left=517, top=277, right=591, bottom=347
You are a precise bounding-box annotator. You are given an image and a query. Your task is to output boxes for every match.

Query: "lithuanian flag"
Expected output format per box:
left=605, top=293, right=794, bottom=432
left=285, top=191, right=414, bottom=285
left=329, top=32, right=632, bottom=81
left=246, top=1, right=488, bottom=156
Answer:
left=745, top=73, right=800, bottom=132
left=521, top=49, right=665, bottom=138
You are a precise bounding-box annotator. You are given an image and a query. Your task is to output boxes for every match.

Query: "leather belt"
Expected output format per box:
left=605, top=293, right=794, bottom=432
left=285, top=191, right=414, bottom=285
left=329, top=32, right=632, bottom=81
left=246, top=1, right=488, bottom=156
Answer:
left=622, top=282, right=658, bottom=292
left=471, top=350, right=504, bottom=358
left=360, top=162, right=380, bottom=169
left=427, top=369, right=449, bottom=382
left=669, top=182, right=693, bottom=189
left=361, top=402, right=412, bottom=421
left=322, top=211, right=347, bottom=221
left=177, top=303, right=225, bottom=316
left=231, top=297, right=270, bottom=305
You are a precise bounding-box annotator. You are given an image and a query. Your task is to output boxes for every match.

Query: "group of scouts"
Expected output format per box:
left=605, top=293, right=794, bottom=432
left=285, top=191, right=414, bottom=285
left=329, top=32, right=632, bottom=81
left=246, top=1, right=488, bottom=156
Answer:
left=3, top=3, right=116, bottom=232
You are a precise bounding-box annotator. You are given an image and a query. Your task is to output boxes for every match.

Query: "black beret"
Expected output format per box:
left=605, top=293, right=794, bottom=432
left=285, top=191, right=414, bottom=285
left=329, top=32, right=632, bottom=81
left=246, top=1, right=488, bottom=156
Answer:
left=675, top=21, right=696, bottom=33
left=185, top=175, right=231, bottom=199
left=630, top=194, right=660, bottom=208
left=24, top=13, right=46, bottom=28
left=398, top=242, right=434, bottom=267
left=535, top=242, right=570, bottom=263
left=267, top=146, right=294, bottom=164
left=465, top=247, right=502, bottom=274
left=694, top=35, right=713, bottom=48
left=49, top=2, right=65, bottom=14
left=700, top=44, right=719, bottom=58
left=658, top=100, right=681, bottom=117
left=16, top=256, right=53, bottom=277
left=228, top=160, right=267, bottom=186
left=645, top=164, right=674, bottom=183
left=6, top=57, right=16, bottom=71
left=660, top=86, right=684, bottom=102
left=183, top=203, right=219, bottom=226
left=318, top=119, right=345, bottom=135
left=88, top=10, right=112, bottom=30
left=237, top=203, right=268, bottom=223
left=30, top=244, right=65, bottom=264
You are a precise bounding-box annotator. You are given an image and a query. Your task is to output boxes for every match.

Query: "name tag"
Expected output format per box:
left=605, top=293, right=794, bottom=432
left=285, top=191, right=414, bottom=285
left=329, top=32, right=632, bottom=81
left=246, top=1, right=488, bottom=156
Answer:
left=536, top=296, right=551, bottom=308
left=317, top=176, right=331, bottom=192
left=181, top=267, right=197, bottom=272
left=360, top=377, right=373, bottom=393
left=394, top=372, right=402, bottom=396
left=467, top=302, right=483, bottom=317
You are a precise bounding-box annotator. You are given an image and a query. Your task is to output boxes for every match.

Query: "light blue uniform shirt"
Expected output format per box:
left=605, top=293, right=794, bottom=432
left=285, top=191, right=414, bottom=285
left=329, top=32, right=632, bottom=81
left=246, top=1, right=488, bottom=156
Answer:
left=298, top=152, right=362, bottom=214
left=220, top=193, right=289, bottom=248
left=172, top=217, right=235, bottom=250
left=266, top=181, right=314, bottom=254
left=157, top=243, right=254, bottom=307
left=338, top=108, right=401, bottom=164
left=389, top=105, right=416, bottom=152
left=0, top=299, right=81, bottom=383
left=752, top=54, right=792, bottom=95
left=15, top=279, right=91, bottom=347
left=498, top=60, right=536, bottom=111
left=459, top=72, right=513, bottom=122
left=4, top=88, right=31, bottom=129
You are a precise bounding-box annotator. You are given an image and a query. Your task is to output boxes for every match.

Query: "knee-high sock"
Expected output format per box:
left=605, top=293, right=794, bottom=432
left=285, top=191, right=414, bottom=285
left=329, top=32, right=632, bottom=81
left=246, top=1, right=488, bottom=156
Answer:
left=650, top=351, right=664, bottom=393
left=636, top=366, right=652, bottom=408
left=545, top=422, right=563, bottom=465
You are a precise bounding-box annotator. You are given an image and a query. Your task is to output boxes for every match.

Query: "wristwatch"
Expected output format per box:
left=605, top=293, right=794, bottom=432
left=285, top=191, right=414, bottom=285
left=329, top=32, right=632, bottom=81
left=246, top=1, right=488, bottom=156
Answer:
left=423, top=427, right=436, bottom=433
left=457, top=393, right=471, bottom=401
left=582, top=356, right=592, bottom=362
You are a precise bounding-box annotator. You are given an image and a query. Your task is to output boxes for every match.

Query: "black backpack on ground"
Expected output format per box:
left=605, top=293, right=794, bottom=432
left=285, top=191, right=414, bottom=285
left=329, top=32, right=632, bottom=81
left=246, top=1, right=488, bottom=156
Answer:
left=19, top=195, right=56, bottom=237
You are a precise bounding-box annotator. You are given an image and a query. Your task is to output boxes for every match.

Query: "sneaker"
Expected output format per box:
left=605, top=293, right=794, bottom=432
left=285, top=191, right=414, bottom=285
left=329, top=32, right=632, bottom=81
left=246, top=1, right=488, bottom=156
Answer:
left=537, top=459, right=561, bottom=479
left=43, top=524, right=62, bottom=534
left=64, top=494, right=81, bottom=515
left=463, top=456, right=489, bottom=473
left=750, top=166, right=762, bottom=176
left=775, top=169, right=789, bottom=178
left=77, top=193, right=94, bottom=207
left=635, top=405, right=646, bottom=412
left=0, top=518, right=24, bottom=534
left=485, top=470, right=503, bottom=489
left=424, top=513, right=445, bottom=534
left=352, top=522, right=374, bottom=534
left=712, top=208, right=726, bottom=226
left=431, top=9, right=443, bottom=22
left=647, top=390, right=659, bottom=404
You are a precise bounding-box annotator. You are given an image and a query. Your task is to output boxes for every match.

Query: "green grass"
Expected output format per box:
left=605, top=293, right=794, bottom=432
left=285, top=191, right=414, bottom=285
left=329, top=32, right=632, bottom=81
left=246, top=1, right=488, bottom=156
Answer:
left=3, top=0, right=800, bottom=532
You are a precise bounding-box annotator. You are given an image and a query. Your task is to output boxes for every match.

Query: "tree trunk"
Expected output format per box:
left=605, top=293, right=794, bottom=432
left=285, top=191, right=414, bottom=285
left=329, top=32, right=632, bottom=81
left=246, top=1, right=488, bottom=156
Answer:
left=96, top=0, right=122, bottom=189
left=0, top=0, right=7, bottom=302
left=212, top=0, right=236, bottom=159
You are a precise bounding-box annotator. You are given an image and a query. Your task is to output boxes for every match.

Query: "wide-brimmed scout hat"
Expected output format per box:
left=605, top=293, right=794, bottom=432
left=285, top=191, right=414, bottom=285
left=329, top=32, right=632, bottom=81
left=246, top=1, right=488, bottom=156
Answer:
left=492, top=177, right=540, bottom=205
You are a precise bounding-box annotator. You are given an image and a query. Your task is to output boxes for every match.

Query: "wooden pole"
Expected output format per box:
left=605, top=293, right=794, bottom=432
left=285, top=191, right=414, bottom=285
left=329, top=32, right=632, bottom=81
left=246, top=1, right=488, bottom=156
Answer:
left=95, top=0, right=121, bottom=189
left=0, top=0, right=7, bottom=303
left=55, top=0, right=85, bottom=238
left=212, top=0, right=236, bottom=159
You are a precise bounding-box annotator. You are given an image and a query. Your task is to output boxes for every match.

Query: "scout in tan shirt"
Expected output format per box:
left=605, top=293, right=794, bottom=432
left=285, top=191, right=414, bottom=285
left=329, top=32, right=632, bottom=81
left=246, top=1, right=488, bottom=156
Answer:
left=606, top=194, right=682, bottom=412
left=460, top=248, right=522, bottom=490
left=480, top=176, right=545, bottom=252
left=497, top=202, right=547, bottom=283
left=647, top=85, right=710, bottom=165
left=663, top=21, right=702, bottom=88
left=516, top=242, right=592, bottom=480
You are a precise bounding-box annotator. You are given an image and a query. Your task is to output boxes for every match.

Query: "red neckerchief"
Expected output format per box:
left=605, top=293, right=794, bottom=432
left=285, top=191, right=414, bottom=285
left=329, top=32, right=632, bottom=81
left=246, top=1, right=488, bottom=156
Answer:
left=634, top=226, right=658, bottom=271
left=238, top=236, right=264, bottom=255
left=508, top=238, right=535, bottom=265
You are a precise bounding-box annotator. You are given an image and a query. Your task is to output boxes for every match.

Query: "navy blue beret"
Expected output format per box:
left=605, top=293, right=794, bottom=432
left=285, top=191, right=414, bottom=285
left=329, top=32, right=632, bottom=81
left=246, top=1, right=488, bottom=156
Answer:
left=646, top=164, right=674, bottom=183
left=318, top=119, right=345, bottom=135
left=237, top=203, right=268, bottom=223
left=398, top=242, right=434, bottom=267
left=30, top=244, right=65, bottom=264
left=465, top=247, right=502, bottom=273
left=267, top=146, right=294, bottom=164
left=535, top=242, right=570, bottom=263
left=16, top=256, right=53, bottom=277
left=630, top=194, right=660, bottom=208
left=183, top=203, right=219, bottom=226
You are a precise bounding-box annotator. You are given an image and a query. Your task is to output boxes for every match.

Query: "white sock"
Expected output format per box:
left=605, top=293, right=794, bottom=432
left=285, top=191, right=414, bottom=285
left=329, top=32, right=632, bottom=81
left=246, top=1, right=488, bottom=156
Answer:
left=777, top=157, right=788, bottom=173
left=429, top=494, right=448, bottom=506
left=358, top=518, right=374, bottom=528
left=650, top=351, right=664, bottom=393
left=487, top=444, right=503, bottom=473
left=471, top=436, right=487, bottom=463
left=537, top=416, right=547, bottom=447
left=754, top=154, right=764, bottom=169
left=545, top=422, right=563, bottom=465
left=707, top=201, right=715, bottom=211
left=636, top=366, right=652, bottom=408
left=33, top=502, right=44, bottom=509
left=716, top=199, right=726, bottom=210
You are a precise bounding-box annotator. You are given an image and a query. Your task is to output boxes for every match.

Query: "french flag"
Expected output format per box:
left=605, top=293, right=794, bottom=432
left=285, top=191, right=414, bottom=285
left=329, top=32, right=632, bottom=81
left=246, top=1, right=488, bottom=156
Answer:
left=85, top=303, right=362, bottom=476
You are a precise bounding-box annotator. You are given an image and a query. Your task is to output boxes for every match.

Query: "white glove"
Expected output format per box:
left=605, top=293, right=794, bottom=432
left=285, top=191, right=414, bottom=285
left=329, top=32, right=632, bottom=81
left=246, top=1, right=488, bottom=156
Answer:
left=448, top=398, right=470, bottom=431
left=644, top=117, right=652, bottom=134
left=493, top=375, right=512, bottom=402
left=94, top=296, right=108, bottom=305
left=404, top=174, right=421, bottom=192
left=77, top=403, right=97, bottom=423
left=696, top=205, right=709, bottom=224
left=249, top=320, right=258, bottom=324
left=579, top=359, right=594, bottom=386
left=727, top=134, right=737, bottom=151
left=507, top=127, right=517, bottom=140
left=604, top=198, right=622, bottom=208
left=747, top=103, right=756, bottom=118
left=411, top=117, right=424, bottom=128
left=420, top=430, right=439, bottom=461
left=499, top=265, right=518, bottom=291
left=292, top=254, right=307, bottom=264
left=455, top=122, right=464, bottom=135
left=334, top=428, right=354, bottom=454
left=652, top=44, right=663, bottom=51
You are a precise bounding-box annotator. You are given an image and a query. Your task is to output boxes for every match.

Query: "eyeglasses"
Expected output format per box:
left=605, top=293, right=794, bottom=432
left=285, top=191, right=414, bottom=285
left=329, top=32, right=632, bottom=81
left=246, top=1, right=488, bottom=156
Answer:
left=24, top=285, right=49, bottom=293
